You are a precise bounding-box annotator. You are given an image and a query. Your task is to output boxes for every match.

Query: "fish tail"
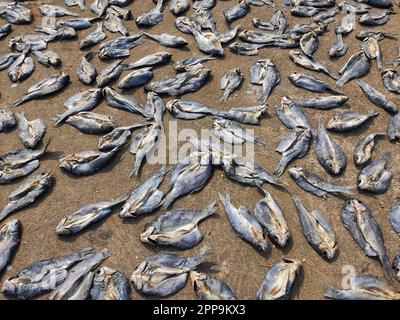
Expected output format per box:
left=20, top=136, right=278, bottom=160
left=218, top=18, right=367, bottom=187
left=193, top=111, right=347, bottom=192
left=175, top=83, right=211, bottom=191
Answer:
left=160, top=193, right=174, bottom=209
left=12, top=95, right=30, bottom=106
left=324, top=287, right=339, bottom=299
left=187, top=245, right=213, bottom=270
left=220, top=93, right=229, bottom=103
left=76, top=247, right=95, bottom=260
left=369, top=110, right=380, bottom=117
left=218, top=192, right=231, bottom=208
left=336, top=77, right=346, bottom=88
left=338, top=185, right=354, bottom=196
left=201, top=201, right=219, bottom=219
left=254, top=139, right=266, bottom=148
left=273, top=158, right=288, bottom=177
left=380, top=254, right=393, bottom=285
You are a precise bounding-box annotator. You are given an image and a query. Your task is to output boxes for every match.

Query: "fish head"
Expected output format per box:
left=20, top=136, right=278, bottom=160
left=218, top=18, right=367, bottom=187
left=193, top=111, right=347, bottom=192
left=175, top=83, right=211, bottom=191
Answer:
left=139, top=226, right=156, bottom=244
left=1, top=279, right=17, bottom=296
left=288, top=166, right=303, bottom=179
left=319, top=242, right=337, bottom=261
left=4, top=219, right=20, bottom=235
left=130, top=261, right=148, bottom=289
left=270, top=230, right=291, bottom=248
left=165, top=99, right=179, bottom=112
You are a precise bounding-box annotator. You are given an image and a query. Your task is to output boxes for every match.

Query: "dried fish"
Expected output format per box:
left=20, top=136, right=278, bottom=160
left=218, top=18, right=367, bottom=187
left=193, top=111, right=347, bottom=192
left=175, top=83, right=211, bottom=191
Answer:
left=219, top=193, right=269, bottom=253
left=15, top=112, right=46, bottom=149
left=0, top=172, right=53, bottom=221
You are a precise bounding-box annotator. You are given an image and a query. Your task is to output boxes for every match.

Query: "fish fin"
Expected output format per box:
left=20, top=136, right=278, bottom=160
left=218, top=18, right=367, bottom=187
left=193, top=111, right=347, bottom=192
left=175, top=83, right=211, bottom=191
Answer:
left=13, top=95, right=30, bottom=106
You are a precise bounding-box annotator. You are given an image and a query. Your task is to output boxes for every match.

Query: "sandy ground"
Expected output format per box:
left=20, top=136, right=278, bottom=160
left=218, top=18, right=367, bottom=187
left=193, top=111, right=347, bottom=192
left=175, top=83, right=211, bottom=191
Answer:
left=0, top=0, right=400, bottom=300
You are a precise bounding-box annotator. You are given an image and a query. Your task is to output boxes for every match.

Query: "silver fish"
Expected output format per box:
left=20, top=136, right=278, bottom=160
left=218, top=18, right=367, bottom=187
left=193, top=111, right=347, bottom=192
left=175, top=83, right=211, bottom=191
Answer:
left=224, top=0, right=249, bottom=23
left=354, top=133, right=386, bottom=166
left=191, top=8, right=217, bottom=32
left=257, top=259, right=302, bottom=300
left=56, top=194, right=128, bottom=235
left=90, top=267, right=131, bottom=300
left=316, top=122, right=347, bottom=175
left=40, top=5, right=79, bottom=17
left=222, top=105, right=268, bottom=125
left=96, top=59, right=123, bottom=87
left=289, top=49, right=337, bottom=79
left=8, top=53, right=34, bottom=82
left=291, top=5, right=326, bottom=17
left=2, top=247, right=94, bottom=299
left=65, top=0, right=86, bottom=10
left=140, top=201, right=217, bottom=249
left=300, top=31, right=319, bottom=57
left=129, top=123, right=161, bottom=177
left=5, top=4, right=33, bottom=25
left=325, top=275, right=400, bottom=300
left=145, top=65, right=211, bottom=96
left=136, top=0, right=164, bottom=27
left=130, top=246, right=211, bottom=298
left=175, top=56, right=215, bottom=72
left=382, top=69, right=400, bottom=94
left=106, top=5, right=133, bottom=20
left=166, top=99, right=218, bottom=120
left=337, top=50, right=371, bottom=87
left=213, top=118, right=266, bottom=147
left=0, top=52, right=20, bottom=71
left=13, top=73, right=70, bottom=106
left=220, top=68, right=243, bottom=103
left=32, top=50, right=61, bottom=68
left=48, top=249, right=109, bottom=300
left=0, top=109, right=16, bottom=132
left=120, top=165, right=169, bottom=218
left=357, top=153, right=392, bottom=194
left=59, top=145, right=123, bottom=176
left=192, top=28, right=224, bottom=56
left=190, top=271, right=237, bottom=300
left=104, top=13, right=128, bottom=36
left=329, top=32, right=348, bottom=58
left=327, top=110, right=379, bottom=132
left=388, top=113, right=400, bottom=141
left=118, top=67, right=153, bottom=90
left=0, top=172, right=53, bottom=221
left=15, top=112, right=46, bottom=149
left=291, top=193, right=337, bottom=260
left=357, top=79, right=398, bottom=113
left=57, top=17, right=95, bottom=30
left=98, top=124, right=145, bottom=151
left=289, top=167, right=354, bottom=198
left=55, top=88, right=103, bottom=125
left=161, top=151, right=212, bottom=208
left=219, top=192, right=269, bottom=253
left=341, top=199, right=392, bottom=283
left=359, top=9, right=393, bottom=26
left=0, top=143, right=48, bottom=170
left=143, top=32, right=188, bottom=48
left=170, top=0, right=190, bottom=15
left=389, top=199, right=400, bottom=234
left=362, top=36, right=383, bottom=70
left=77, top=52, right=97, bottom=85
left=293, top=95, right=348, bottom=110
left=336, top=5, right=356, bottom=34
left=0, top=160, right=40, bottom=185
left=255, top=189, right=291, bottom=247
left=0, top=219, right=20, bottom=273
left=228, top=41, right=267, bottom=56
left=193, top=0, right=216, bottom=10
left=275, top=96, right=313, bottom=132
left=288, top=72, right=342, bottom=95
left=90, top=0, right=109, bottom=17
left=274, top=127, right=312, bottom=176
left=222, top=154, right=285, bottom=188
left=143, top=92, right=165, bottom=127
left=103, top=87, right=147, bottom=117
left=65, top=112, right=118, bottom=135
left=78, top=22, right=106, bottom=49
left=250, top=59, right=280, bottom=102
left=122, top=51, right=172, bottom=70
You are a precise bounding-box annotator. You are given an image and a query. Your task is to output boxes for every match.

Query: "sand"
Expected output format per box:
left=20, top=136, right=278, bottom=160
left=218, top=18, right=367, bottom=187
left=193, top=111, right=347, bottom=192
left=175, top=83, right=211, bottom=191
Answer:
left=0, top=0, right=400, bottom=300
